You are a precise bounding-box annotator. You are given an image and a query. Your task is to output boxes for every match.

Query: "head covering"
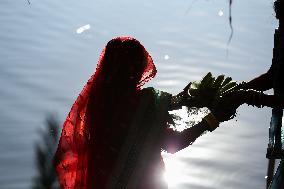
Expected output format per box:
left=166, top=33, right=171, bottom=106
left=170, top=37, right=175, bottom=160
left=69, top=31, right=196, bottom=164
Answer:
left=54, top=36, right=156, bottom=189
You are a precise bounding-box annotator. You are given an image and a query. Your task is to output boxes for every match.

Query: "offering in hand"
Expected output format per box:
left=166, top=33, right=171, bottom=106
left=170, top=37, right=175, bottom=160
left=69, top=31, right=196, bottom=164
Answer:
left=186, top=72, right=238, bottom=109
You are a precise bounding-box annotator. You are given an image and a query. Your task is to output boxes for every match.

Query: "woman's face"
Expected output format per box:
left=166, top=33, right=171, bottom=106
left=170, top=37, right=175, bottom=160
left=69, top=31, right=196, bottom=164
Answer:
left=102, top=40, right=146, bottom=90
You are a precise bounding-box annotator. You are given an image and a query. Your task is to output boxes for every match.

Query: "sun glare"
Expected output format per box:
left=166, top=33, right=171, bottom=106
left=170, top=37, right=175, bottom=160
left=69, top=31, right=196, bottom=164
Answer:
left=163, top=107, right=211, bottom=187
left=162, top=153, right=189, bottom=187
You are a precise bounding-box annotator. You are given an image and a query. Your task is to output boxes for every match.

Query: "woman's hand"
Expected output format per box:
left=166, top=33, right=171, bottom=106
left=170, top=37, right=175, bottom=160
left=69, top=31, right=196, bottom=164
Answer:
left=210, top=90, right=247, bottom=122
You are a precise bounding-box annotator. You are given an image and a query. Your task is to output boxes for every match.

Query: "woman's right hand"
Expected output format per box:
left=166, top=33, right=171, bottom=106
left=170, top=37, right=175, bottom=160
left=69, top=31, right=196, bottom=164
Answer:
left=210, top=90, right=248, bottom=122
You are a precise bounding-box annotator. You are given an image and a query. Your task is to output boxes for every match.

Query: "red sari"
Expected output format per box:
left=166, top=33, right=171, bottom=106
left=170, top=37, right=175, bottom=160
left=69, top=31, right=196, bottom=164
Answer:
left=54, top=36, right=171, bottom=189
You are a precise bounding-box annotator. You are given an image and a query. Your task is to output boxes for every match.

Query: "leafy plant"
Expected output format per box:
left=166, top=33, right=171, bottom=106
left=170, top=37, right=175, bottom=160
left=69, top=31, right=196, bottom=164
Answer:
left=32, top=115, right=60, bottom=189
left=186, top=72, right=237, bottom=109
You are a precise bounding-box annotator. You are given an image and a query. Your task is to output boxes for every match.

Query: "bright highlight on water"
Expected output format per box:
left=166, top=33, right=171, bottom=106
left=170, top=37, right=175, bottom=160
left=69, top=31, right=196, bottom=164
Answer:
left=76, top=24, right=91, bottom=34
left=218, top=10, right=224, bottom=17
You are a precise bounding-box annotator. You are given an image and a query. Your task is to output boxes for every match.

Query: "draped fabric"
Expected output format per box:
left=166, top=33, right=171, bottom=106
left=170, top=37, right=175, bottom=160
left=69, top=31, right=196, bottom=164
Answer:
left=106, top=87, right=171, bottom=189
left=53, top=36, right=171, bottom=189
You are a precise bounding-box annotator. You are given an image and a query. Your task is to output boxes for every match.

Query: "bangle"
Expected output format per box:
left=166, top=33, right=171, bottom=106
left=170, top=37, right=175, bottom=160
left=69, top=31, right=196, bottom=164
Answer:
left=204, top=113, right=219, bottom=132
left=257, top=91, right=264, bottom=108
left=249, top=90, right=264, bottom=108
left=237, top=81, right=247, bottom=90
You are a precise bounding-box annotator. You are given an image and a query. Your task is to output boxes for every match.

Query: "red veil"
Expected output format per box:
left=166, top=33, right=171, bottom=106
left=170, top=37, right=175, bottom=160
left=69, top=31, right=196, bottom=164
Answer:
left=54, top=36, right=157, bottom=189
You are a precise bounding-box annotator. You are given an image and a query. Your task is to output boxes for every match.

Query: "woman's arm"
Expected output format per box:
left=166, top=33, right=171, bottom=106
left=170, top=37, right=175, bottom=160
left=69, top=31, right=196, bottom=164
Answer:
left=262, top=94, right=284, bottom=108
left=161, top=111, right=222, bottom=154
left=240, top=68, right=273, bottom=91
left=161, top=119, right=211, bottom=154
left=235, top=90, right=284, bottom=108
left=168, top=82, right=194, bottom=111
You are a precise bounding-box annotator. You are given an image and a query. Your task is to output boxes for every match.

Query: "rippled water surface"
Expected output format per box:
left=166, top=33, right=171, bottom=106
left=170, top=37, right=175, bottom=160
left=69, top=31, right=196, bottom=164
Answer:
left=0, top=0, right=278, bottom=188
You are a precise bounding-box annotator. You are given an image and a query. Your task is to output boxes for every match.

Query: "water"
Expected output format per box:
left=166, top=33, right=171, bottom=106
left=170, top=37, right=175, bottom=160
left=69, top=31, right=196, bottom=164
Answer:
left=0, top=0, right=278, bottom=188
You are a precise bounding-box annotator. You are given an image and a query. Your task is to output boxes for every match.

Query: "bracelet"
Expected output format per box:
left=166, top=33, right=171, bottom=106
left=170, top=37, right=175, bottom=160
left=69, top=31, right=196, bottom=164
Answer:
left=203, top=113, right=219, bottom=132
left=237, top=81, right=247, bottom=90
left=249, top=90, right=264, bottom=108
left=259, top=91, right=264, bottom=108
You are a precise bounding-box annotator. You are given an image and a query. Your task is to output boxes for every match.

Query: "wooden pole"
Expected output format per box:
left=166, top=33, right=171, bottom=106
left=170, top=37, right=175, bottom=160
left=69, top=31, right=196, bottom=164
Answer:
left=266, top=0, right=284, bottom=188
left=267, top=159, right=275, bottom=189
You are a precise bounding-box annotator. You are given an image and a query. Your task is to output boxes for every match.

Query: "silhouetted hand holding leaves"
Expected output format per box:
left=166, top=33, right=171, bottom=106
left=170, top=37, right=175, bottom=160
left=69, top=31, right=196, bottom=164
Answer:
left=184, top=72, right=243, bottom=122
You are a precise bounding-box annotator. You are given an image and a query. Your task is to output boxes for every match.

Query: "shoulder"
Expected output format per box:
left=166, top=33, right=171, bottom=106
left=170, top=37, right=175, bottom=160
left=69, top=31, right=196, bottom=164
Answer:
left=141, top=87, right=172, bottom=106
left=141, top=87, right=171, bottom=97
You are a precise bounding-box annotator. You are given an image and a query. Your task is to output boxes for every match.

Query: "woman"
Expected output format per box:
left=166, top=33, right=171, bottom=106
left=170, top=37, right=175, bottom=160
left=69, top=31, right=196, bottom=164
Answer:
left=54, top=36, right=237, bottom=189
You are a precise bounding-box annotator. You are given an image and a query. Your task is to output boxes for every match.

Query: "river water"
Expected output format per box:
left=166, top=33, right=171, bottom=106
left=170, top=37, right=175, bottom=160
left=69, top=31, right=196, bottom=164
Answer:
left=0, top=0, right=278, bottom=188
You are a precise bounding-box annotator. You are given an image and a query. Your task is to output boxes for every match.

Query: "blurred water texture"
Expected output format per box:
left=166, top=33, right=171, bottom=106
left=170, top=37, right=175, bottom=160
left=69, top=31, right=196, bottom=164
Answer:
left=0, top=0, right=278, bottom=188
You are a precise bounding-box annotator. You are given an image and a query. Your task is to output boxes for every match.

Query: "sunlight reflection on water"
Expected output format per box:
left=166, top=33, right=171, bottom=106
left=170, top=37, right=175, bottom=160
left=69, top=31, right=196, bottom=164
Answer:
left=169, top=107, right=210, bottom=131
left=218, top=10, right=224, bottom=17
left=163, top=153, right=190, bottom=188
left=76, top=24, right=91, bottom=34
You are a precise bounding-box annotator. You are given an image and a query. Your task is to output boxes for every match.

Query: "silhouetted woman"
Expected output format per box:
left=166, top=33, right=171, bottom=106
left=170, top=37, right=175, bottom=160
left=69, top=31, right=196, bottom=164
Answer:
left=54, top=36, right=237, bottom=189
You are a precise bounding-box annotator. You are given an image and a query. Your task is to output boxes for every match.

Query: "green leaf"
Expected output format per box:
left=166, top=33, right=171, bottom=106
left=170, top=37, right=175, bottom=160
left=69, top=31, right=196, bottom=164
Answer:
left=188, top=88, right=199, bottom=96
left=190, top=82, right=200, bottom=89
left=199, top=72, right=214, bottom=89
left=221, top=76, right=232, bottom=87
left=213, top=75, right=225, bottom=90
left=220, top=81, right=237, bottom=95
